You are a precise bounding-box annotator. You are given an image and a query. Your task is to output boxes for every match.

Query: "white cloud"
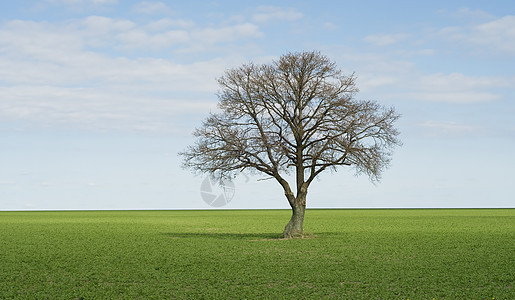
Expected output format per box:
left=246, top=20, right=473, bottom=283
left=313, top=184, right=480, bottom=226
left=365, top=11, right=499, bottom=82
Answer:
left=439, top=15, right=515, bottom=55
left=133, top=1, right=171, bottom=15
left=47, top=0, right=117, bottom=5
left=113, top=22, right=262, bottom=50
left=358, top=75, right=399, bottom=90
left=252, top=6, right=303, bottom=23
left=77, top=16, right=136, bottom=48
left=343, top=13, right=515, bottom=105
left=415, top=49, right=435, bottom=56
left=338, top=51, right=416, bottom=74
left=0, top=85, right=217, bottom=132
left=411, top=92, right=500, bottom=103
left=454, top=7, right=495, bottom=20
left=91, top=0, right=116, bottom=3
left=193, top=23, right=263, bottom=45
left=419, top=73, right=510, bottom=90
left=333, top=46, right=513, bottom=104
left=0, top=18, right=256, bottom=132
left=0, top=20, right=82, bottom=61
left=363, top=33, right=410, bottom=46
left=116, top=29, right=190, bottom=50
left=145, top=18, right=195, bottom=31
left=471, top=16, right=515, bottom=53
left=404, top=72, right=513, bottom=103
left=0, top=19, right=242, bottom=87
left=0, top=14, right=261, bottom=56
left=80, top=16, right=136, bottom=33
left=419, top=121, right=484, bottom=137
left=0, top=18, right=259, bottom=79
left=323, top=22, right=338, bottom=31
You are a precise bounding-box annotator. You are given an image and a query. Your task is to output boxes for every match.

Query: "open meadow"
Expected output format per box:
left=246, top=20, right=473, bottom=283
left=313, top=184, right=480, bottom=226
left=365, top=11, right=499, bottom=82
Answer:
left=0, top=209, right=513, bottom=299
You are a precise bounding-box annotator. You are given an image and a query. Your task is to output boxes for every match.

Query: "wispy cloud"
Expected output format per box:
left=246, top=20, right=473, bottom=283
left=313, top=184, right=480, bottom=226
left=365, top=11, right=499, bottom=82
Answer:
left=132, top=1, right=172, bottom=15
left=439, top=15, right=515, bottom=55
left=144, top=18, right=195, bottom=31
left=116, top=28, right=190, bottom=50
left=412, top=72, right=510, bottom=103
left=442, top=7, right=495, bottom=20
left=46, top=0, right=117, bottom=5
left=419, top=121, right=484, bottom=137
left=0, top=17, right=262, bottom=82
left=252, top=6, right=303, bottom=23
left=410, top=92, right=500, bottom=103
left=338, top=46, right=511, bottom=104
left=323, top=22, right=338, bottom=31
left=0, top=17, right=259, bottom=132
left=193, top=23, right=263, bottom=45
left=363, top=33, right=410, bottom=46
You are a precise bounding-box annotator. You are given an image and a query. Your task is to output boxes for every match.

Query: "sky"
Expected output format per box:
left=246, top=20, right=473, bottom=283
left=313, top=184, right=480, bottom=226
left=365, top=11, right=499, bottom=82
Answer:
left=1, top=0, right=514, bottom=210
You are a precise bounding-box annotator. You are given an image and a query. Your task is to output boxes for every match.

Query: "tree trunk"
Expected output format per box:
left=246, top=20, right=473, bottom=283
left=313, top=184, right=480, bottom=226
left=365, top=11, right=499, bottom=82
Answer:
left=283, top=204, right=306, bottom=238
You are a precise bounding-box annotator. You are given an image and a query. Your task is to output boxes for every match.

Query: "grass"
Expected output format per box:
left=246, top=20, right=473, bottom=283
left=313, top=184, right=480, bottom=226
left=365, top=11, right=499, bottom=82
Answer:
left=0, top=209, right=513, bottom=299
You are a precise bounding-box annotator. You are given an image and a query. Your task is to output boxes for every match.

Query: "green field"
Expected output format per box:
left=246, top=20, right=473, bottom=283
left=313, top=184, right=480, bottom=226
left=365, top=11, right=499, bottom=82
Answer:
left=0, top=209, right=513, bottom=299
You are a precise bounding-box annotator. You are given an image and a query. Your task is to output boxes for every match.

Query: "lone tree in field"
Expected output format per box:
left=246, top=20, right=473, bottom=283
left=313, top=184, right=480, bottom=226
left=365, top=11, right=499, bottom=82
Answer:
left=181, top=51, right=401, bottom=238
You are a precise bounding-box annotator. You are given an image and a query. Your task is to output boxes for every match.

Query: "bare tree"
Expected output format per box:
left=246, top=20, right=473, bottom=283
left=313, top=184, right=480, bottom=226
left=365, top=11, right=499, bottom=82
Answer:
left=181, top=51, right=401, bottom=238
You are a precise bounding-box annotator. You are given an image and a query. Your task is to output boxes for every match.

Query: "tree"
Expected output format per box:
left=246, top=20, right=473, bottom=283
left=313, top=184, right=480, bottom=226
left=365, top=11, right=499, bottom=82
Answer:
left=180, top=51, right=401, bottom=238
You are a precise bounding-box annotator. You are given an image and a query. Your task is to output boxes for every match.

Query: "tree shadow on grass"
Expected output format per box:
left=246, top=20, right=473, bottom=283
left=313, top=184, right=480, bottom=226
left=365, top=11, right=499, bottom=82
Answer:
left=163, top=231, right=342, bottom=241
left=163, top=232, right=284, bottom=241
left=314, top=231, right=347, bottom=237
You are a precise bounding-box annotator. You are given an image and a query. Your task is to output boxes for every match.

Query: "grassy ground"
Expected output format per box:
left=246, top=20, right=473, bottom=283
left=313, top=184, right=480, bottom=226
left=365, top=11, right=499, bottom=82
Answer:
left=0, top=209, right=513, bottom=299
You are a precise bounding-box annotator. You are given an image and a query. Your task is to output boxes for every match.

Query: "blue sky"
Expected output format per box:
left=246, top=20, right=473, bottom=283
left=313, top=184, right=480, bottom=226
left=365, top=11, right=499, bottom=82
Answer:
left=1, top=0, right=514, bottom=210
